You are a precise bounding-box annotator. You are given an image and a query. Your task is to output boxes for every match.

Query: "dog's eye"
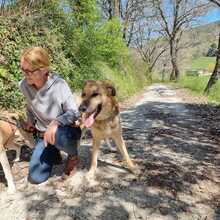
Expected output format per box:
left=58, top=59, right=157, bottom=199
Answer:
left=91, top=93, right=99, bottom=97
left=81, top=93, right=86, bottom=98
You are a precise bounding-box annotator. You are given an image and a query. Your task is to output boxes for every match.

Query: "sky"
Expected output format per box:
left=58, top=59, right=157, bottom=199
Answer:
left=1, top=0, right=219, bottom=25
left=199, top=8, right=220, bottom=25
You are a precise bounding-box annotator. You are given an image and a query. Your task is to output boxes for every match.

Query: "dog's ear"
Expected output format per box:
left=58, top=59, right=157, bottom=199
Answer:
left=107, top=85, right=116, bottom=96
left=84, top=80, right=95, bottom=86
left=102, top=80, right=116, bottom=96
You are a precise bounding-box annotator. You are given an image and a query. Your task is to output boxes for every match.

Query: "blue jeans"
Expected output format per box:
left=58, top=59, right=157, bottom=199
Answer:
left=28, top=126, right=81, bottom=184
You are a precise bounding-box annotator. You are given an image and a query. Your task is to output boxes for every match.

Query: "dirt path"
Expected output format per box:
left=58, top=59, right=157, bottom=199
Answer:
left=0, top=84, right=220, bottom=220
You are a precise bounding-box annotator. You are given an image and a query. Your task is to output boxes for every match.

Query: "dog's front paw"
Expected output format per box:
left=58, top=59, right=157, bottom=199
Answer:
left=85, top=170, right=95, bottom=181
left=84, top=172, right=98, bottom=187
left=130, top=165, right=141, bottom=176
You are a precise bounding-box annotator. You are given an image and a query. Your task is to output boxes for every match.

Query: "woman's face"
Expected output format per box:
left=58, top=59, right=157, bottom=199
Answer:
left=20, top=58, right=48, bottom=88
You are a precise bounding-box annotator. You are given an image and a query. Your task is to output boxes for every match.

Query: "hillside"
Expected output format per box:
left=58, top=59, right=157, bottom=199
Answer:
left=149, top=20, right=220, bottom=76
left=190, top=21, right=219, bottom=55
left=180, top=21, right=220, bottom=71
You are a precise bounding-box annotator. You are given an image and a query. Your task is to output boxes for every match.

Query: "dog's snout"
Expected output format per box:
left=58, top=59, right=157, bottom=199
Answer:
left=79, top=104, right=87, bottom=112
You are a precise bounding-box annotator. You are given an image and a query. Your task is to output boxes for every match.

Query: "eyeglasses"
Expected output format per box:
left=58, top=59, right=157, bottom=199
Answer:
left=21, top=67, right=41, bottom=75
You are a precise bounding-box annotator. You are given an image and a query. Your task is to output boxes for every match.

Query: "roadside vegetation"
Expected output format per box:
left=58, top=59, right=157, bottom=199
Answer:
left=177, top=76, right=220, bottom=104
left=190, top=57, right=216, bottom=71
left=0, top=1, right=149, bottom=110
left=176, top=56, right=220, bottom=104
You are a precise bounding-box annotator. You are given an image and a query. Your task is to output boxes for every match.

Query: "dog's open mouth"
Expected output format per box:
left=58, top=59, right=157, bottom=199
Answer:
left=83, top=104, right=102, bottom=128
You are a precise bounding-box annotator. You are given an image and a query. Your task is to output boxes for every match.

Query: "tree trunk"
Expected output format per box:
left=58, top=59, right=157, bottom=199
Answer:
left=122, top=13, right=129, bottom=41
left=170, top=69, right=175, bottom=81
left=204, top=32, right=220, bottom=94
left=107, top=0, right=113, bottom=19
left=126, top=21, right=134, bottom=47
left=113, top=0, right=120, bottom=17
left=169, top=40, right=180, bottom=81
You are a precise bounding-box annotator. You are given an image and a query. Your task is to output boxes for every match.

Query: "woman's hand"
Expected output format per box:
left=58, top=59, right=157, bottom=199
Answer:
left=26, top=120, right=35, bottom=132
left=44, top=120, right=59, bottom=146
left=74, top=119, right=85, bottom=129
left=74, top=120, right=81, bottom=127
left=22, top=119, right=35, bottom=132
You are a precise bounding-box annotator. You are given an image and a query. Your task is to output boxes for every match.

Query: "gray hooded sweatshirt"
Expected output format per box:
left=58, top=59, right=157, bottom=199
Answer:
left=19, top=73, right=80, bottom=132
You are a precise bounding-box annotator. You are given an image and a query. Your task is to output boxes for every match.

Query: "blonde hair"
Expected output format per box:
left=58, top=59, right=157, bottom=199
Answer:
left=20, top=46, right=51, bottom=70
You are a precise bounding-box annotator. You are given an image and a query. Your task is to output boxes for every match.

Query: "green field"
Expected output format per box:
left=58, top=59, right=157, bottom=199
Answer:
left=190, top=57, right=216, bottom=70
left=178, top=56, right=220, bottom=104
left=179, top=75, right=220, bottom=104
left=180, top=75, right=209, bottom=93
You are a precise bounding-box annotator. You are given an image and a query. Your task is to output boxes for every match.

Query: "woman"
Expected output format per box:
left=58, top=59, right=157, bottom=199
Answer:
left=19, top=46, right=81, bottom=184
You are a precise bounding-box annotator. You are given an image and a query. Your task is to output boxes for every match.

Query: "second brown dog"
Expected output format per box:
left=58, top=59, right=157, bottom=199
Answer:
left=79, top=80, right=138, bottom=178
left=0, top=114, right=34, bottom=193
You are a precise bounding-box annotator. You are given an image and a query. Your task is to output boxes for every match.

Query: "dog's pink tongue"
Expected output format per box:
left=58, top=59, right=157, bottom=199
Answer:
left=84, top=113, right=95, bottom=128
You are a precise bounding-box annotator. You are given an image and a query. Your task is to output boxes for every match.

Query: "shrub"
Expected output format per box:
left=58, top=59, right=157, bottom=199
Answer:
left=0, top=0, right=149, bottom=110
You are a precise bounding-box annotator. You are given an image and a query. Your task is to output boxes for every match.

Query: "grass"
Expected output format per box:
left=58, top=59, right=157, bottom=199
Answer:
left=178, top=74, right=220, bottom=104
left=96, top=61, right=150, bottom=101
left=176, top=56, right=220, bottom=104
left=179, top=75, right=209, bottom=94
left=190, top=57, right=216, bottom=70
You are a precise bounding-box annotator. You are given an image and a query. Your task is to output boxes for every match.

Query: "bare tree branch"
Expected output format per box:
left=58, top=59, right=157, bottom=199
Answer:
left=209, top=0, right=220, bottom=7
left=135, top=20, right=168, bottom=72
left=151, top=0, right=209, bottom=81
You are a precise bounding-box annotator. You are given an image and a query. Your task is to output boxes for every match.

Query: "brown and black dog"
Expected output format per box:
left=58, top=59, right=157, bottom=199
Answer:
left=79, top=80, right=138, bottom=178
left=0, top=114, right=34, bottom=193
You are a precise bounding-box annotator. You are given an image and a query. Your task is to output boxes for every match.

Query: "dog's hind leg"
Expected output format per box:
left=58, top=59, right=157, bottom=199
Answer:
left=87, top=138, right=101, bottom=178
left=104, top=138, right=116, bottom=152
left=80, top=128, right=87, bottom=141
left=13, top=145, right=21, bottom=162
left=112, top=134, right=138, bottom=174
left=0, top=149, right=16, bottom=193
left=105, top=138, right=112, bottom=149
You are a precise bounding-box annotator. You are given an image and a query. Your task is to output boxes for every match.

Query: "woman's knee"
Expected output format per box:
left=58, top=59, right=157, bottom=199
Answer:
left=28, top=172, right=49, bottom=184
left=28, top=161, right=52, bottom=184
